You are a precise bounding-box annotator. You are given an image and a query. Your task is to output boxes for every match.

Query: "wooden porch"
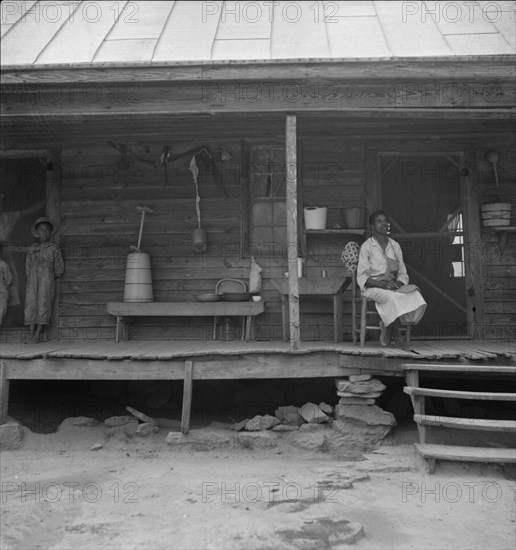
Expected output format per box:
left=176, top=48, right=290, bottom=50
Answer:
left=1, top=339, right=514, bottom=437
left=1, top=338, right=515, bottom=368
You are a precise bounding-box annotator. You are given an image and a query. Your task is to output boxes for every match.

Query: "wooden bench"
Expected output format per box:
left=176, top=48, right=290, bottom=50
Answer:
left=402, top=363, right=516, bottom=473
left=107, top=301, right=265, bottom=342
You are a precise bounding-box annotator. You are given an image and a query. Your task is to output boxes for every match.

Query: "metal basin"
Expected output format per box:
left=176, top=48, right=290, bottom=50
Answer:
left=221, top=292, right=252, bottom=302
left=195, top=293, right=221, bottom=302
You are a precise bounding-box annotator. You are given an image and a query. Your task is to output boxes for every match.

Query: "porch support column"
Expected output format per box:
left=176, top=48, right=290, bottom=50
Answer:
left=462, top=154, right=485, bottom=339
left=286, top=114, right=300, bottom=350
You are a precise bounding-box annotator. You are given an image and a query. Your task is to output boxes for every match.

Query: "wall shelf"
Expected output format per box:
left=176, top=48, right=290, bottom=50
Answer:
left=305, top=229, right=366, bottom=236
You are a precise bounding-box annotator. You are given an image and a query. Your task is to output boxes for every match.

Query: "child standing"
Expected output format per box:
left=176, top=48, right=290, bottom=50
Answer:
left=24, top=217, right=64, bottom=343
left=0, top=245, right=13, bottom=326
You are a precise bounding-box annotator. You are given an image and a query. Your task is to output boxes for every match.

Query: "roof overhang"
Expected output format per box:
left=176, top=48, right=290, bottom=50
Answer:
left=1, top=55, right=515, bottom=84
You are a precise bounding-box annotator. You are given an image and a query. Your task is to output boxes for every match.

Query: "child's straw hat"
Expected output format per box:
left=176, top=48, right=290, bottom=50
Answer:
left=31, top=217, right=57, bottom=238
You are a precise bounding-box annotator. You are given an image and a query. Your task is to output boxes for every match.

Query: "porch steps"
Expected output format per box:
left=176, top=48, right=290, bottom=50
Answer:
left=404, top=387, right=516, bottom=401
left=415, top=444, right=516, bottom=466
left=413, top=414, right=516, bottom=432
left=402, top=362, right=516, bottom=473
left=402, top=363, right=516, bottom=374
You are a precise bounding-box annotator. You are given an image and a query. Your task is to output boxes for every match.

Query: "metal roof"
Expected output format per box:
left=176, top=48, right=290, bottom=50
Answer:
left=1, top=1, right=514, bottom=68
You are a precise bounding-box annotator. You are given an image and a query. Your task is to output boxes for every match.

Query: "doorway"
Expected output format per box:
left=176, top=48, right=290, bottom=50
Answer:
left=378, top=152, right=469, bottom=338
left=0, top=157, right=47, bottom=326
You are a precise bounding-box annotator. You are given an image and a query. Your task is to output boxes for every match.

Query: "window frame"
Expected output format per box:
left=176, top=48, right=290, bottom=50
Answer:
left=241, top=139, right=303, bottom=260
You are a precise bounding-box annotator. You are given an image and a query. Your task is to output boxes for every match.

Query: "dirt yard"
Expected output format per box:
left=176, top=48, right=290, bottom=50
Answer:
left=1, top=419, right=515, bottom=550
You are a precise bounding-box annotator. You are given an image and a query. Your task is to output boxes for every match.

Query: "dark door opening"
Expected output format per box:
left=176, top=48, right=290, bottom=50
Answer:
left=0, top=157, right=47, bottom=326
left=380, top=153, right=468, bottom=338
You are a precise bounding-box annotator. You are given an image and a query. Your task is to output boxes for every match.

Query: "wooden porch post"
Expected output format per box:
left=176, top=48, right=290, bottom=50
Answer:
left=461, top=154, right=485, bottom=339
left=181, top=360, right=193, bottom=434
left=286, top=114, right=300, bottom=350
left=47, top=149, right=61, bottom=341
left=0, top=361, right=9, bottom=424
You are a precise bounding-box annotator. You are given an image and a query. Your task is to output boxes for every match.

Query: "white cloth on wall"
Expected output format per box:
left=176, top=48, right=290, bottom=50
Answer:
left=249, top=257, right=262, bottom=293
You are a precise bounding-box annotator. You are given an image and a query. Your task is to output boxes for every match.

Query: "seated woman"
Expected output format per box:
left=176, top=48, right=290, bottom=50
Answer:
left=357, top=210, right=427, bottom=347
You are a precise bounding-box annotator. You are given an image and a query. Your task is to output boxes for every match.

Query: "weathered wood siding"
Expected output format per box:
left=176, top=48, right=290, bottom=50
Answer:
left=58, top=139, right=365, bottom=341
left=51, top=132, right=516, bottom=342
left=476, top=135, right=516, bottom=340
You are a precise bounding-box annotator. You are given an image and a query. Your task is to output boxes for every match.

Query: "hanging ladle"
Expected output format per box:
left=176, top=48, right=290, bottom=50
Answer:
left=485, top=151, right=500, bottom=189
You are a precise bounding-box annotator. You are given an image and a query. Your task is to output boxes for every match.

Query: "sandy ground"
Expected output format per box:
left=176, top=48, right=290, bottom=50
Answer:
left=1, top=420, right=515, bottom=550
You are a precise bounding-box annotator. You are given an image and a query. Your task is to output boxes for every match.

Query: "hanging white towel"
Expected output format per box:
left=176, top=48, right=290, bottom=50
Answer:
left=249, top=256, right=263, bottom=294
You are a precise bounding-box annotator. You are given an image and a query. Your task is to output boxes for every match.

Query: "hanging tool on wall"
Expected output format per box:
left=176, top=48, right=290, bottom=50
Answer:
left=160, top=145, right=170, bottom=186
left=107, top=141, right=155, bottom=172
left=160, top=144, right=228, bottom=197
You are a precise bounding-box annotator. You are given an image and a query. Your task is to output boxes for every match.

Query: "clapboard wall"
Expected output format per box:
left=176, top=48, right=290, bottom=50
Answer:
left=476, top=135, right=516, bottom=340
left=53, top=131, right=516, bottom=342
left=58, top=138, right=365, bottom=341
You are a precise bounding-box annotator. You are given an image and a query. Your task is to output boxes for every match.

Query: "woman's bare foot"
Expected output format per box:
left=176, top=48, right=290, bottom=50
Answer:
left=379, top=321, right=391, bottom=346
left=391, top=321, right=408, bottom=349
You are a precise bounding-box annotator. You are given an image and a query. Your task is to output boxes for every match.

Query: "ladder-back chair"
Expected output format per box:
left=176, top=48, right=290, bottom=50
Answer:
left=342, top=242, right=412, bottom=347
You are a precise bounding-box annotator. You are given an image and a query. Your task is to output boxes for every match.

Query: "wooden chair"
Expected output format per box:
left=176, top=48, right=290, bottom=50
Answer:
left=351, top=270, right=413, bottom=347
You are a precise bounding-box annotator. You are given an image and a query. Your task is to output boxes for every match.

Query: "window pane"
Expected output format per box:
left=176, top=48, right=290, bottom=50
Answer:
left=272, top=172, right=285, bottom=197
left=251, top=174, right=270, bottom=198
left=252, top=202, right=273, bottom=226
left=274, top=227, right=288, bottom=252
left=251, top=227, right=273, bottom=250
left=251, top=148, right=270, bottom=166
left=274, top=202, right=287, bottom=225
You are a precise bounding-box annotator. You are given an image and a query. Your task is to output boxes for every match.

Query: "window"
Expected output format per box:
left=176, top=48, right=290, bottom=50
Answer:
left=247, top=145, right=287, bottom=257
left=448, top=212, right=465, bottom=278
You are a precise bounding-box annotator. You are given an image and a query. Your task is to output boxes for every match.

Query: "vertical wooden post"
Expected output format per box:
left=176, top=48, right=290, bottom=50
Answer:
left=333, top=290, right=343, bottom=343
left=364, top=145, right=379, bottom=215
left=181, top=360, right=194, bottom=434
left=461, top=153, right=485, bottom=339
left=286, top=114, right=300, bottom=350
left=0, top=361, right=9, bottom=424
left=406, top=370, right=426, bottom=444
left=47, top=149, right=61, bottom=341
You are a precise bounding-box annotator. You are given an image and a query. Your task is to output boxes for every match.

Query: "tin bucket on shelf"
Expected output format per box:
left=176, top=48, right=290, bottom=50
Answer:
left=123, top=252, right=153, bottom=302
left=342, top=207, right=367, bottom=229
left=304, top=207, right=327, bottom=230
left=480, top=203, right=512, bottom=227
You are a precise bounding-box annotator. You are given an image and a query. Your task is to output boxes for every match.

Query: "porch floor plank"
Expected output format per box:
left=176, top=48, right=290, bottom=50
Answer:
left=0, top=340, right=514, bottom=363
left=407, top=343, right=438, bottom=359
left=417, top=341, right=460, bottom=358
left=5, top=344, right=69, bottom=360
